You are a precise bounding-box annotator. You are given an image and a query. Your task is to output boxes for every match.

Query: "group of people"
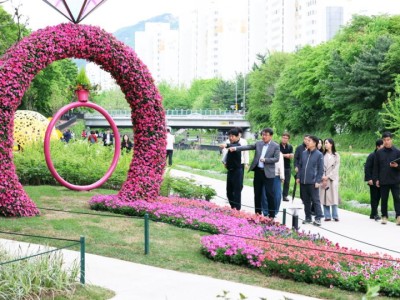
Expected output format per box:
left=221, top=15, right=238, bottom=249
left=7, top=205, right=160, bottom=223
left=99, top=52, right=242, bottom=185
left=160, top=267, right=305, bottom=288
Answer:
left=364, top=132, right=400, bottom=225
left=79, top=129, right=133, bottom=153
left=220, top=128, right=341, bottom=227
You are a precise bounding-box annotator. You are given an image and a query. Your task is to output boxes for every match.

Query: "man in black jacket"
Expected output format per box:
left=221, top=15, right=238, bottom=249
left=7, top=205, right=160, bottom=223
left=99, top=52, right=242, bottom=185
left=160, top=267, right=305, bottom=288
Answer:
left=372, top=132, right=400, bottom=225
left=223, top=128, right=243, bottom=210
left=364, top=139, right=383, bottom=221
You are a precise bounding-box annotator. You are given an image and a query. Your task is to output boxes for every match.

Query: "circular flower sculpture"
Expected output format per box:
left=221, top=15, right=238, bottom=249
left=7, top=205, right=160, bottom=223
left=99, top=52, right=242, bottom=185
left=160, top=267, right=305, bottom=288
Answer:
left=0, top=23, right=166, bottom=217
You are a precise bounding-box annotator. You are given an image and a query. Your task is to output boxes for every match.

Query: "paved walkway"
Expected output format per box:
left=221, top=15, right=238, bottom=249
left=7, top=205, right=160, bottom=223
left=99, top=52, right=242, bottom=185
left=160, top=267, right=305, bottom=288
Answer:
left=1, top=169, right=399, bottom=299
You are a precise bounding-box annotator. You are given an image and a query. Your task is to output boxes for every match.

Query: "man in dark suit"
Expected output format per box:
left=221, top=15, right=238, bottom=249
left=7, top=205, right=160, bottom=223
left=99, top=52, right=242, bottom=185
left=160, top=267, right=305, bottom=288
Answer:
left=227, top=127, right=280, bottom=218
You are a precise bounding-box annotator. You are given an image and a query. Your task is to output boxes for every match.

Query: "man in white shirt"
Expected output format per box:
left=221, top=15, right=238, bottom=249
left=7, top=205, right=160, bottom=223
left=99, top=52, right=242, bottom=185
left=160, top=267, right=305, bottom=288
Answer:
left=166, top=128, right=175, bottom=166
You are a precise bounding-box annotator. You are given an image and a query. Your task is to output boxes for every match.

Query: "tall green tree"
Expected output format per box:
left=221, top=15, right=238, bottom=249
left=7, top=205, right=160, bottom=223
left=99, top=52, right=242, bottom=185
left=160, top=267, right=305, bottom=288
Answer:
left=188, top=78, right=220, bottom=109
left=323, top=36, right=395, bottom=132
left=247, top=52, right=292, bottom=131
left=158, top=81, right=191, bottom=109
left=19, top=59, right=78, bottom=116
left=270, top=45, right=331, bottom=134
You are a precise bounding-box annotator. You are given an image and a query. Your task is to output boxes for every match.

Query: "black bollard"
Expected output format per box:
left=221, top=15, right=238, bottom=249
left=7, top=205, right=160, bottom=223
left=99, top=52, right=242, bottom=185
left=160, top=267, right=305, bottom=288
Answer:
left=292, top=214, right=299, bottom=230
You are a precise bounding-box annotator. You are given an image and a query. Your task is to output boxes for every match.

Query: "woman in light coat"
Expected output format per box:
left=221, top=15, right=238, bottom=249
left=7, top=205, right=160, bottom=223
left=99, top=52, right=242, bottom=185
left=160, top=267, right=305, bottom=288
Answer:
left=320, top=138, right=340, bottom=221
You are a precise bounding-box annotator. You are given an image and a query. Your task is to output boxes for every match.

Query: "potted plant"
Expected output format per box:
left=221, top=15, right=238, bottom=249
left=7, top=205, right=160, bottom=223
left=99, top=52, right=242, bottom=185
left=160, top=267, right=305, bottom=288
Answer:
left=74, top=68, right=92, bottom=102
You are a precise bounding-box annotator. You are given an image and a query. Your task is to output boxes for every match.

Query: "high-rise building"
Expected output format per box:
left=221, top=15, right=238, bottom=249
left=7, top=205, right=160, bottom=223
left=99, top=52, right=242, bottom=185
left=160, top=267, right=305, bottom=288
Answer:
left=86, top=62, right=117, bottom=91
left=135, top=23, right=179, bottom=84
left=132, top=0, right=400, bottom=86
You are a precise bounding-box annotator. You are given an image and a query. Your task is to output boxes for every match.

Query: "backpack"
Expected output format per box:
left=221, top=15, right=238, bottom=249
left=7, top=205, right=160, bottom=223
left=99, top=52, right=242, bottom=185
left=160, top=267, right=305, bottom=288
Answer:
left=90, top=135, right=96, bottom=143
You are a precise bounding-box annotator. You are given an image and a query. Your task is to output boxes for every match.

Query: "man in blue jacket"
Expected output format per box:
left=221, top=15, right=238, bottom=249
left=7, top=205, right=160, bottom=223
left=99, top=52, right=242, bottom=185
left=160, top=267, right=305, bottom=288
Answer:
left=296, top=135, right=324, bottom=226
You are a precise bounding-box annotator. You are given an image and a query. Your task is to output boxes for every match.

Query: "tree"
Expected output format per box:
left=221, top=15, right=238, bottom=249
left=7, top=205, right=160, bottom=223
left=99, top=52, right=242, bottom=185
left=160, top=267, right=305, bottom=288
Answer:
left=247, top=52, right=292, bottom=131
left=19, top=59, right=78, bottom=115
left=188, top=78, right=220, bottom=109
left=158, top=81, right=191, bottom=109
left=323, top=36, right=395, bottom=132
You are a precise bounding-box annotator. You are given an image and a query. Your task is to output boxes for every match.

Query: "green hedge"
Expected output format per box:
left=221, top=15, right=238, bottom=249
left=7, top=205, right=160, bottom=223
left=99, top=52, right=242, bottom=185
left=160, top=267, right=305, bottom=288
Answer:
left=14, top=141, right=216, bottom=200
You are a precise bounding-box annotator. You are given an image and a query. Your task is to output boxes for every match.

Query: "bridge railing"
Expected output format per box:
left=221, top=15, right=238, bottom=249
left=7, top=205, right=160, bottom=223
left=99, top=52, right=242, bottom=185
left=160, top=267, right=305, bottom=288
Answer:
left=85, top=109, right=246, bottom=119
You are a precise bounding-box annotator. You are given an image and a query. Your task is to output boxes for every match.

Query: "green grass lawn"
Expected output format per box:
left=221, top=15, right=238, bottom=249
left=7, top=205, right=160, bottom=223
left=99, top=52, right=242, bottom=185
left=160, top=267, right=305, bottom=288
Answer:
left=0, top=185, right=395, bottom=300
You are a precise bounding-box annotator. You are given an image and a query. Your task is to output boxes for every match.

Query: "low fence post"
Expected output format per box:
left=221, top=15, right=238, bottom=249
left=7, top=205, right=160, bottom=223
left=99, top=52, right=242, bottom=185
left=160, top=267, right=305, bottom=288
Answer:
left=144, top=213, right=149, bottom=255
left=282, top=208, right=286, bottom=226
left=80, top=236, right=85, bottom=284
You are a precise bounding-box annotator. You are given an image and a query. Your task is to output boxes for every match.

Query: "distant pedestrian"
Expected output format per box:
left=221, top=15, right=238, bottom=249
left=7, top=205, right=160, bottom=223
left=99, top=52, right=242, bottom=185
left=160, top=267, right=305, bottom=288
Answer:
left=88, top=130, right=97, bottom=144
left=296, top=135, right=324, bottom=226
left=102, top=129, right=114, bottom=146
left=364, top=139, right=384, bottom=221
left=121, top=134, right=133, bottom=153
left=320, top=138, right=340, bottom=222
left=372, top=132, right=400, bottom=225
left=273, top=152, right=285, bottom=216
left=166, top=128, right=175, bottom=166
left=222, top=128, right=243, bottom=210
left=63, top=129, right=71, bottom=143
left=280, top=132, right=293, bottom=202
left=81, top=130, right=87, bottom=139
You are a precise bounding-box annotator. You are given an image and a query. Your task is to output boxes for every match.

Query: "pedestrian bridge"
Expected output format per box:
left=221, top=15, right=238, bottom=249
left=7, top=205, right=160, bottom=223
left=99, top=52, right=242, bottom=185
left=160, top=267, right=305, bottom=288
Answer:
left=84, top=109, right=251, bottom=130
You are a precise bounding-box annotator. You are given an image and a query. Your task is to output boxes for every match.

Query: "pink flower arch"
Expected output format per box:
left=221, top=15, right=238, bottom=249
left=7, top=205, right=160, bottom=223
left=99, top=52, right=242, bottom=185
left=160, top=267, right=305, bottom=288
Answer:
left=0, top=23, right=166, bottom=217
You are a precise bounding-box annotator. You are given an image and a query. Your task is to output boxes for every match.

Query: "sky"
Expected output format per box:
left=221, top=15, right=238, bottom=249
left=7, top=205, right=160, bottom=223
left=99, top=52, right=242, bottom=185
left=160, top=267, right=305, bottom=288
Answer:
left=2, top=0, right=198, bottom=32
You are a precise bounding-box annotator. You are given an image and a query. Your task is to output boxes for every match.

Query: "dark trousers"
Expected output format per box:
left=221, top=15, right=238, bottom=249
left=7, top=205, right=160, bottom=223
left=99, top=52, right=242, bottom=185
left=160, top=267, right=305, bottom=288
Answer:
left=282, top=168, right=291, bottom=198
left=227, top=168, right=243, bottom=210
left=241, top=164, right=245, bottom=190
left=166, top=150, right=173, bottom=166
left=380, top=184, right=400, bottom=218
left=369, top=185, right=381, bottom=217
left=254, top=169, right=275, bottom=218
left=301, top=184, right=323, bottom=221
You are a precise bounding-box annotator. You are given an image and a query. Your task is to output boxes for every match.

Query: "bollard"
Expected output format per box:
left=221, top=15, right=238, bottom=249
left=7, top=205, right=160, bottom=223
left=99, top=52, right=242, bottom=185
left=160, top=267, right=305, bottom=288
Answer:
left=282, top=208, right=286, bottom=225
left=291, top=207, right=300, bottom=230
left=144, top=213, right=149, bottom=255
left=80, top=236, right=85, bottom=284
left=292, top=215, right=299, bottom=230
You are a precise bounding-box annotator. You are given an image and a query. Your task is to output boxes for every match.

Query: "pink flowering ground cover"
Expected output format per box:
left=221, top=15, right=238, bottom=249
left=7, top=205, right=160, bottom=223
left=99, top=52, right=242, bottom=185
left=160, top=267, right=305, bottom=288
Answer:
left=90, top=195, right=400, bottom=296
left=0, top=23, right=165, bottom=216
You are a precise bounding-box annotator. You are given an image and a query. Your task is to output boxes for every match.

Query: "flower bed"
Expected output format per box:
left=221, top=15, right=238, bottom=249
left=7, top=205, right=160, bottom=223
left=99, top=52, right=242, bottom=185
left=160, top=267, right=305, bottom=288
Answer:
left=90, top=195, right=400, bottom=296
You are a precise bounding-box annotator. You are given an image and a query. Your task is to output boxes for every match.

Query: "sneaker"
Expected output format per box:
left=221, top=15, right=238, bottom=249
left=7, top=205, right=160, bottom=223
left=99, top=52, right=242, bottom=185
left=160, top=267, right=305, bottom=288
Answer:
left=302, top=219, right=312, bottom=224
left=283, top=197, right=289, bottom=202
left=369, top=215, right=374, bottom=219
left=313, top=219, right=321, bottom=226
left=334, top=218, right=339, bottom=222
left=374, top=215, right=381, bottom=221
left=396, top=216, right=400, bottom=226
left=381, top=217, right=388, bottom=225
left=324, top=218, right=331, bottom=222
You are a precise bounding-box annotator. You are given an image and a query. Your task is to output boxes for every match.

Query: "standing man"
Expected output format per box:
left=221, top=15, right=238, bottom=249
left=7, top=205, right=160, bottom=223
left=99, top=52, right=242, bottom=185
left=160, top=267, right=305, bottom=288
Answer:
left=222, top=128, right=243, bottom=210
left=166, top=128, right=175, bottom=167
left=102, top=129, right=114, bottom=146
left=372, top=132, right=400, bottom=225
left=227, top=128, right=280, bottom=218
left=364, top=139, right=384, bottom=221
left=296, top=135, right=324, bottom=226
left=221, top=127, right=249, bottom=189
left=280, top=132, right=293, bottom=202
